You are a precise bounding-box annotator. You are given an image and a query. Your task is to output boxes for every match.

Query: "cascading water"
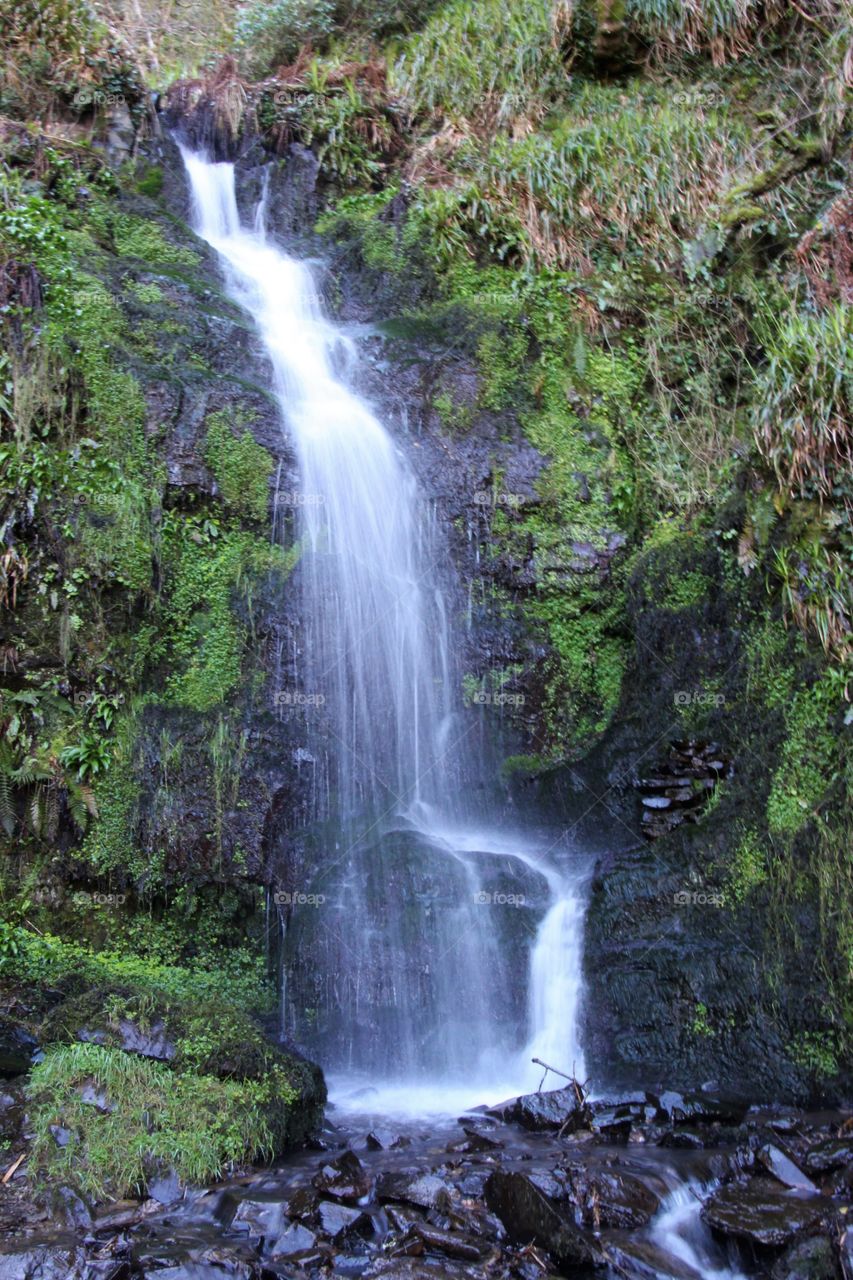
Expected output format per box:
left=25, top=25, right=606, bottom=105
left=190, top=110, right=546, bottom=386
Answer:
left=181, top=148, right=588, bottom=1108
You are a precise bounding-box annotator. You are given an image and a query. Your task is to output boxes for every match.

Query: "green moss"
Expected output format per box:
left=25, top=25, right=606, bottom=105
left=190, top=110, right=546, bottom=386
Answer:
left=317, top=190, right=402, bottom=271
left=111, top=213, right=200, bottom=267
left=80, top=711, right=144, bottom=877
left=204, top=410, right=274, bottom=522
left=159, top=515, right=297, bottom=714
left=724, top=828, right=769, bottom=905
left=767, top=676, right=839, bottom=836
left=135, top=166, right=164, bottom=198
left=660, top=570, right=711, bottom=611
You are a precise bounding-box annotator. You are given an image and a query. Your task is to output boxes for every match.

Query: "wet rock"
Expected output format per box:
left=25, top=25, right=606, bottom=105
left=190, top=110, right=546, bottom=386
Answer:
left=489, top=1085, right=590, bottom=1132
left=314, top=1150, right=372, bottom=1203
left=484, top=1170, right=604, bottom=1269
left=231, top=1194, right=289, bottom=1241
left=284, top=1184, right=320, bottom=1220
left=602, top=1232, right=705, bottom=1280
left=758, top=1144, right=817, bottom=1192
left=318, top=1200, right=372, bottom=1242
left=637, top=741, right=732, bottom=840
left=79, top=1018, right=176, bottom=1061
left=148, top=1168, right=183, bottom=1205
left=446, top=1125, right=503, bottom=1154
left=702, top=1178, right=827, bottom=1247
left=0, top=1242, right=88, bottom=1279
left=375, top=1172, right=452, bottom=1212
left=400, top=1222, right=489, bottom=1262
left=771, top=1234, right=840, bottom=1280
left=660, top=1129, right=706, bottom=1150
left=54, top=1186, right=93, bottom=1230
left=659, top=1092, right=746, bottom=1126
left=269, top=1221, right=317, bottom=1256
left=455, top=1169, right=491, bottom=1198
left=564, top=1167, right=661, bottom=1230
left=366, top=1129, right=410, bottom=1151
left=805, top=1138, right=853, bottom=1174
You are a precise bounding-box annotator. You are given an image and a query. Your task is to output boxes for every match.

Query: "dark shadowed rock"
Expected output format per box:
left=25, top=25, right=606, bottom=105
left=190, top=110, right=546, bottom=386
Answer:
left=702, top=1179, right=827, bottom=1247
left=484, top=1169, right=605, bottom=1268
left=0, top=1018, right=39, bottom=1077
left=771, top=1234, right=840, bottom=1280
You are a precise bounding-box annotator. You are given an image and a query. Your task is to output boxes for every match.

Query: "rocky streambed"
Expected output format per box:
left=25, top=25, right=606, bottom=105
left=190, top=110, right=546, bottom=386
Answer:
left=2, top=1085, right=851, bottom=1280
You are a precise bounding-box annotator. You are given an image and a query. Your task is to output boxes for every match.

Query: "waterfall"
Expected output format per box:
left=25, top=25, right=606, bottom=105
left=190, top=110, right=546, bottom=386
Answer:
left=181, top=148, right=588, bottom=1109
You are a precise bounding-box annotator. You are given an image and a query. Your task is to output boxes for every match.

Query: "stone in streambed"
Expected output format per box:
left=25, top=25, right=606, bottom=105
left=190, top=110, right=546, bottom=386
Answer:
left=402, top=1222, right=490, bottom=1262
left=0, top=1243, right=87, bottom=1280
left=314, top=1150, right=372, bottom=1203
left=758, top=1144, right=817, bottom=1192
left=488, top=1085, right=590, bottom=1132
left=318, top=1200, right=372, bottom=1242
left=269, top=1221, right=317, bottom=1256
left=702, top=1179, right=827, bottom=1247
left=484, top=1169, right=604, bottom=1269
left=563, top=1167, right=661, bottom=1229
left=659, top=1091, right=746, bottom=1125
left=805, top=1137, right=853, bottom=1174
left=601, top=1232, right=705, bottom=1280
left=375, top=1171, right=452, bottom=1212
left=366, top=1129, right=410, bottom=1151
left=232, top=1195, right=289, bottom=1240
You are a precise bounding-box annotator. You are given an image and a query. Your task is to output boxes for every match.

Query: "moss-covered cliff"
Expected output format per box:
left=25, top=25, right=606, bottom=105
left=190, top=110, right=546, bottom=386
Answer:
left=0, top=0, right=851, bottom=1213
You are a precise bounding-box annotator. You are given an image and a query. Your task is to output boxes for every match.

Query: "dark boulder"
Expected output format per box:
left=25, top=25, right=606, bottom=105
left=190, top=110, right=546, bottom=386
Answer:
left=488, top=1085, right=590, bottom=1132
left=484, top=1169, right=604, bottom=1269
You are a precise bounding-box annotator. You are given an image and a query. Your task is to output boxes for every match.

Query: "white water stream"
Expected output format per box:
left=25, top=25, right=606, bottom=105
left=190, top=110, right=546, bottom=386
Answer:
left=181, top=149, right=587, bottom=1111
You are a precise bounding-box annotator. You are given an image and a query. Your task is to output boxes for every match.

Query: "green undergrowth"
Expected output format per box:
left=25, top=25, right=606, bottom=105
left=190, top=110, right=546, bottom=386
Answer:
left=27, top=1042, right=288, bottom=1199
